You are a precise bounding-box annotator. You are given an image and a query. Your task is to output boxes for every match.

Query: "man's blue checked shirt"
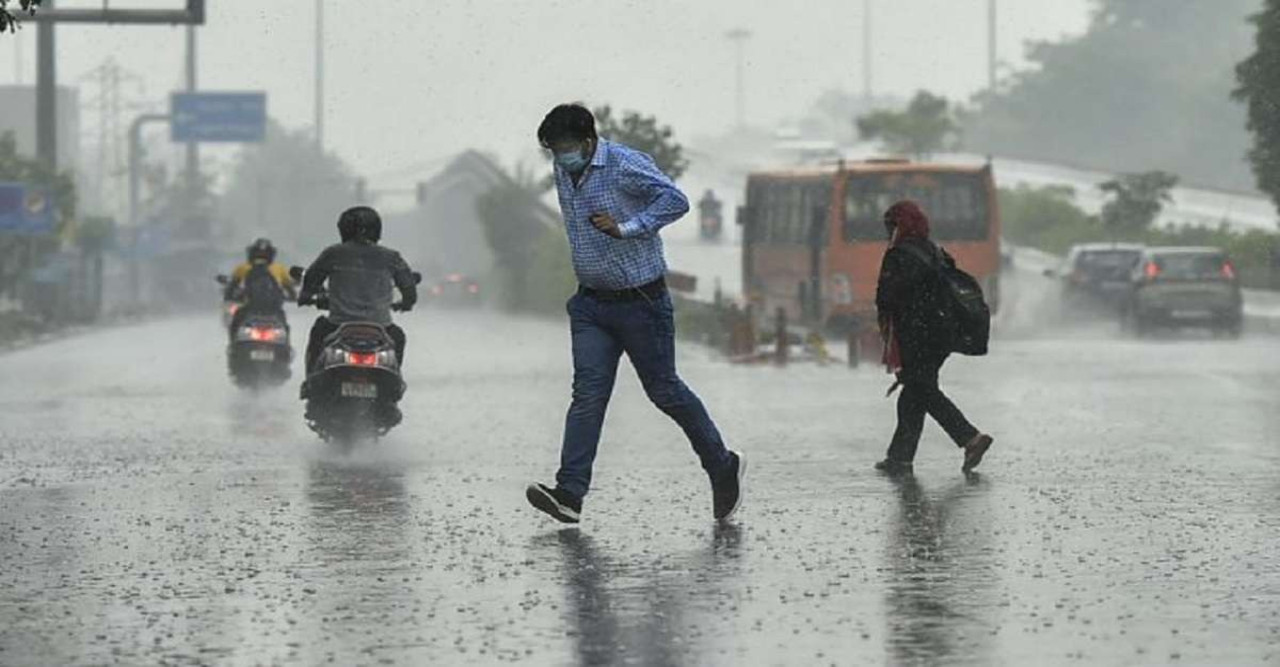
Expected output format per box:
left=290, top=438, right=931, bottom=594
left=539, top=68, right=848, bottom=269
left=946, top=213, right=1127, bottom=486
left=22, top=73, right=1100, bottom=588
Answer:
left=552, top=139, right=689, bottom=290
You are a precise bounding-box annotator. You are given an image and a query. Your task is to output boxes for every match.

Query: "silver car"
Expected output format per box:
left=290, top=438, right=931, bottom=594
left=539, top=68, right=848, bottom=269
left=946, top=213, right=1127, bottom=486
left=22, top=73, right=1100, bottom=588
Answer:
left=1051, top=242, right=1145, bottom=311
left=1124, top=246, right=1243, bottom=337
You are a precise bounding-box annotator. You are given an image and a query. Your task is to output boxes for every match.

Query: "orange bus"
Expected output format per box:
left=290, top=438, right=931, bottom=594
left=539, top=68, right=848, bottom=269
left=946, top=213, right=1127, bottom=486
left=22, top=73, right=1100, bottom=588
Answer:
left=738, top=159, right=1000, bottom=333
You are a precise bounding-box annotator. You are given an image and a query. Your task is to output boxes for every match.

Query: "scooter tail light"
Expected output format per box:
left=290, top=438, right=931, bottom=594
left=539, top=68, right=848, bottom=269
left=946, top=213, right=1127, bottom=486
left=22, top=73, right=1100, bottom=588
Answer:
left=349, top=352, right=378, bottom=367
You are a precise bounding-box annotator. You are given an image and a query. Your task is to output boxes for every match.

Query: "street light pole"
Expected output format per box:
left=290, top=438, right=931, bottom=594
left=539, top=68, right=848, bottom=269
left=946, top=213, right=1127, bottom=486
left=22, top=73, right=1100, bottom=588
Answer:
left=988, top=0, right=997, bottom=92
left=725, top=28, right=751, bottom=130
left=185, top=24, right=199, bottom=189
left=315, top=0, right=324, bottom=150
left=35, top=0, right=56, bottom=170
left=863, top=0, right=873, bottom=101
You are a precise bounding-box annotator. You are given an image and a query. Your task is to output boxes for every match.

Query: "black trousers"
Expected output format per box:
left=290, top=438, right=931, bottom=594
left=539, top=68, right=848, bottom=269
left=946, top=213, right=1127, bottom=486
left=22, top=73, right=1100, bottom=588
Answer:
left=306, top=317, right=406, bottom=372
left=885, top=354, right=979, bottom=463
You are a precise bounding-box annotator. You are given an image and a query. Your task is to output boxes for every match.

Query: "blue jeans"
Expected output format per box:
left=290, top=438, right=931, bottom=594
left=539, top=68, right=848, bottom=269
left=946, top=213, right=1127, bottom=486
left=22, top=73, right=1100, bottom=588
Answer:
left=556, top=289, right=732, bottom=500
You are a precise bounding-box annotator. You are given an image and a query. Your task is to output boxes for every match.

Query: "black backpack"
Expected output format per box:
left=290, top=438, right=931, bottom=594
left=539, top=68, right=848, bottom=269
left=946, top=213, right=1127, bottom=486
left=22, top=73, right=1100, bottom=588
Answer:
left=898, top=242, right=991, bottom=356
left=242, top=262, right=285, bottom=313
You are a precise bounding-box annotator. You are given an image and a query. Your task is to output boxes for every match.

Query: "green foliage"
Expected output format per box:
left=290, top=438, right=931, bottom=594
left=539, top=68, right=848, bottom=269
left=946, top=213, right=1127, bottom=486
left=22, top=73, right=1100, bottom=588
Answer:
left=856, top=91, right=958, bottom=158
left=1000, top=184, right=1280, bottom=288
left=217, top=121, right=355, bottom=256
left=474, top=169, right=567, bottom=314
left=0, top=130, right=76, bottom=225
left=593, top=105, right=689, bottom=180
left=998, top=184, right=1101, bottom=254
left=1235, top=0, right=1280, bottom=215
left=1098, top=170, right=1178, bottom=231
left=0, top=0, right=40, bottom=33
left=965, top=0, right=1257, bottom=191
left=523, top=228, right=577, bottom=315
left=75, top=215, right=115, bottom=252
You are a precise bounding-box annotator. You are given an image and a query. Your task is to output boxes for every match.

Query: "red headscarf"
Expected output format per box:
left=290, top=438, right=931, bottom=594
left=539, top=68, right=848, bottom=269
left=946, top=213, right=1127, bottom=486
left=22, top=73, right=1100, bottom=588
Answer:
left=880, top=200, right=931, bottom=383
left=885, top=200, right=931, bottom=246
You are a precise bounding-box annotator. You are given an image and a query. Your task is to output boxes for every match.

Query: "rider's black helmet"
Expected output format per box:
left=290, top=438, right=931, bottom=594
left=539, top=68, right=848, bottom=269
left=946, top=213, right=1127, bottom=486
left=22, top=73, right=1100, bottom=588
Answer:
left=246, top=237, right=276, bottom=263
left=338, top=206, right=382, bottom=244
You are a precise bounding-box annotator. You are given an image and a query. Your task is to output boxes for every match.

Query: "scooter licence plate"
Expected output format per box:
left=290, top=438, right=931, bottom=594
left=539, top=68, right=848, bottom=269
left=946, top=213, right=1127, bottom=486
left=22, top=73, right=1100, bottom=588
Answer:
left=341, top=382, right=377, bottom=399
left=249, top=349, right=275, bottom=362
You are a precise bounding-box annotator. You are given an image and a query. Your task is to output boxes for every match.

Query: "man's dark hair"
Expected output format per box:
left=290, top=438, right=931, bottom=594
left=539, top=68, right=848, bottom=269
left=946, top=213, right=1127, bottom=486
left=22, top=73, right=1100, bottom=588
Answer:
left=338, top=206, right=382, bottom=244
left=538, top=103, right=597, bottom=148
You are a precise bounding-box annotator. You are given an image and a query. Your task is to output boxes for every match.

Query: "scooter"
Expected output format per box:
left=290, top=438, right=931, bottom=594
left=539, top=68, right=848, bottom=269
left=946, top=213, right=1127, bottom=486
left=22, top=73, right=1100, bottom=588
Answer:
left=216, top=274, right=293, bottom=388
left=291, top=267, right=416, bottom=444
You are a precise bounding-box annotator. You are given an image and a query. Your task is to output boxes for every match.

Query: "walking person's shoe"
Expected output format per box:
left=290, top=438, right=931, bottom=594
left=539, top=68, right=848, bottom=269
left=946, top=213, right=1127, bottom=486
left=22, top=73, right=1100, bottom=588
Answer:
left=961, top=434, right=994, bottom=472
left=526, top=483, right=582, bottom=524
left=710, top=451, right=747, bottom=522
left=873, top=459, right=914, bottom=475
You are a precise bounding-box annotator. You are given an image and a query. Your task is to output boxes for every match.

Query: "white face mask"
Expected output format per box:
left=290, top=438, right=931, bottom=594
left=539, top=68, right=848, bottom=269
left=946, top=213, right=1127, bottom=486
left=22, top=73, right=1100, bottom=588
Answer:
left=554, top=146, right=590, bottom=173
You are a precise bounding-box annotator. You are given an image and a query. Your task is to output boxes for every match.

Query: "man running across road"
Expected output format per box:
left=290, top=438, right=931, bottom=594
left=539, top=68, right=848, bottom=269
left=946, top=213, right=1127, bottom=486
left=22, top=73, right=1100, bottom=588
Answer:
left=525, top=103, right=746, bottom=525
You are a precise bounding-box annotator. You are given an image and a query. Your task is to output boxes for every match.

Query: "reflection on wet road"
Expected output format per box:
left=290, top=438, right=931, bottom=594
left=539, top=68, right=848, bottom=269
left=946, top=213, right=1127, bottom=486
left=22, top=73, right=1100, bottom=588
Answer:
left=1, top=308, right=1279, bottom=664
left=884, top=474, right=996, bottom=666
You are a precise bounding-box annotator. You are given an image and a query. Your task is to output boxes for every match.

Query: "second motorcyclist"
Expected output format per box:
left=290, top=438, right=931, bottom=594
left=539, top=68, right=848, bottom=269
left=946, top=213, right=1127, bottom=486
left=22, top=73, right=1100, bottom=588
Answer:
left=225, top=238, right=295, bottom=339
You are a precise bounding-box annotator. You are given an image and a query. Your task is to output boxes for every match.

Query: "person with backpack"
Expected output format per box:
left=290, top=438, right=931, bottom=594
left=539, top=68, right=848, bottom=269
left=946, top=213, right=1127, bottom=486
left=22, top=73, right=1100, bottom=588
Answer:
left=225, top=238, right=296, bottom=340
left=873, top=200, right=993, bottom=475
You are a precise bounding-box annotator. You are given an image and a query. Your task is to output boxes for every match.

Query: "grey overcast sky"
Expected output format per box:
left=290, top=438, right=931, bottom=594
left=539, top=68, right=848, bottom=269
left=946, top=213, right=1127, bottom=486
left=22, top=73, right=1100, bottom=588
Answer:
left=7, top=0, right=1090, bottom=186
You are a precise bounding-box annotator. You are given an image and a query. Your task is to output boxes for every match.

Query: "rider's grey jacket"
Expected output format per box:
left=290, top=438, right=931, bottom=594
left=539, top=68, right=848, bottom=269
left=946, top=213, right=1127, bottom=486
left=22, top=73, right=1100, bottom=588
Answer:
left=300, top=240, right=417, bottom=325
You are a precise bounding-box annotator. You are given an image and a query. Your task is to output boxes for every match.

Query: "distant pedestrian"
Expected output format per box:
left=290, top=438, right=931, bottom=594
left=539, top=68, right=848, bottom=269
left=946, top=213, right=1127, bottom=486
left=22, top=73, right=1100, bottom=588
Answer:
left=874, top=200, right=993, bottom=474
left=525, top=103, right=745, bottom=524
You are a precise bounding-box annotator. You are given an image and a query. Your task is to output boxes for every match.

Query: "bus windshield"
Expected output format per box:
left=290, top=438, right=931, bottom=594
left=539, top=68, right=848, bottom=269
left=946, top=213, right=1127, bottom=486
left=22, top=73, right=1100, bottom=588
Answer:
left=843, top=171, right=989, bottom=242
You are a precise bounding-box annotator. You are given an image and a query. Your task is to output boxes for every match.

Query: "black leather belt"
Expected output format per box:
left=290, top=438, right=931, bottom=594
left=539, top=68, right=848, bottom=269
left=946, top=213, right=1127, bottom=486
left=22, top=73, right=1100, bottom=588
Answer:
left=580, top=277, right=667, bottom=302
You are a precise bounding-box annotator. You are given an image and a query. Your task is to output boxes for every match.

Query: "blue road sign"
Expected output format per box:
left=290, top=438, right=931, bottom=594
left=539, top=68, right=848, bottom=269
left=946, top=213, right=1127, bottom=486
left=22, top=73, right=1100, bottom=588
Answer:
left=171, top=92, right=266, bottom=143
left=0, top=182, right=57, bottom=235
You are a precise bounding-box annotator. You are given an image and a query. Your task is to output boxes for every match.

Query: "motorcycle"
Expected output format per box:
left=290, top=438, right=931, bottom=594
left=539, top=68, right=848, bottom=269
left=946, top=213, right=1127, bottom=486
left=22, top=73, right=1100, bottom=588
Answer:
left=291, top=266, right=418, bottom=444
left=216, top=274, right=294, bottom=388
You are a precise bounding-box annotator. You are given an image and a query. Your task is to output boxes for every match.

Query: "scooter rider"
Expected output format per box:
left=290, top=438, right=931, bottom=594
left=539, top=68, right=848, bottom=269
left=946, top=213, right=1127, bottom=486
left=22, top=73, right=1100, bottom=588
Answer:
left=297, top=206, right=417, bottom=396
left=225, top=238, right=295, bottom=340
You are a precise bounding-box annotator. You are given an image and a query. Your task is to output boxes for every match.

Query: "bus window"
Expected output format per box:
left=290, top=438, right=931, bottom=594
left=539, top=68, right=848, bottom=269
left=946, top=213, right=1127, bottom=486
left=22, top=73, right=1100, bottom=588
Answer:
left=844, top=172, right=989, bottom=242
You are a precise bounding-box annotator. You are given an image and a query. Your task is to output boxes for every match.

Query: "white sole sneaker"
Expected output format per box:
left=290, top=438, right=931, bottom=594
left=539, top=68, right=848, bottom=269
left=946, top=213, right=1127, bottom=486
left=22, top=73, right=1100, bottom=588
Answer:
left=717, top=452, right=747, bottom=522
left=526, top=483, right=581, bottom=524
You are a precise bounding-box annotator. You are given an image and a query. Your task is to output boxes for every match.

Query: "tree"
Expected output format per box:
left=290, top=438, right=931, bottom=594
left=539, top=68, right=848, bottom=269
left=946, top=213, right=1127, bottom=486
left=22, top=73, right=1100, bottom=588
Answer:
left=1234, top=0, right=1280, bottom=217
left=474, top=164, right=568, bottom=313
left=0, top=0, right=40, bottom=34
left=855, top=91, right=958, bottom=158
left=0, top=128, right=75, bottom=303
left=592, top=105, right=689, bottom=180
left=216, top=121, right=357, bottom=259
left=0, top=131, right=75, bottom=223
left=964, top=0, right=1257, bottom=191
left=1098, top=170, right=1178, bottom=232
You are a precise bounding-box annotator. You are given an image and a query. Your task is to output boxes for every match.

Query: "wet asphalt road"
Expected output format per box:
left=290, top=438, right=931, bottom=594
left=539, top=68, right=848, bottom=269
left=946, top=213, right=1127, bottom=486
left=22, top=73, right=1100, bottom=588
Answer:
left=2, top=298, right=1279, bottom=666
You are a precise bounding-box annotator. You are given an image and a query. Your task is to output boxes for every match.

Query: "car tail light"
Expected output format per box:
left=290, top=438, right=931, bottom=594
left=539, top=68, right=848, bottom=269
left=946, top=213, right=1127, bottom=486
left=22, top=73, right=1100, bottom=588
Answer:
left=467, top=284, right=479, bottom=294
left=1143, top=261, right=1161, bottom=280
left=1222, top=261, right=1237, bottom=280
left=349, top=352, right=378, bottom=366
left=431, top=285, right=444, bottom=295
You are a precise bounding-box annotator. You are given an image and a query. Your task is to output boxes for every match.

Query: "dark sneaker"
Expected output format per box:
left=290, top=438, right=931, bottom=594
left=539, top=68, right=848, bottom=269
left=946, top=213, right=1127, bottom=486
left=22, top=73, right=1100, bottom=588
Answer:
left=526, top=483, right=581, bottom=524
left=711, top=451, right=747, bottom=522
left=962, top=434, right=994, bottom=472
left=874, top=459, right=914, bottom=475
